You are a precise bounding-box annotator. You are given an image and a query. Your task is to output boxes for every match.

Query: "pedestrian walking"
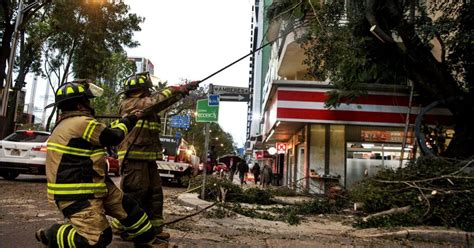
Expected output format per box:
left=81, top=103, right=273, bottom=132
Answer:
left=116, top=72, right=198, bottom=241
left=36, top=80, right=157, bottom=247
left=237, top=160, right=249, bottom=186
left=262, top=161, right=273, bottom=188
left=251, top=162, right=261, bottom=185
left=228, top=157, right=237, bottom=182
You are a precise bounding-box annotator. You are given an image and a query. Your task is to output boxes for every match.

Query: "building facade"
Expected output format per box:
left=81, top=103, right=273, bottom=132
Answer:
left=246, top=0, right=273, bottom=152
left=128, top=57, right=155, bottom=75
left=246, top=2, right=452, bottom=192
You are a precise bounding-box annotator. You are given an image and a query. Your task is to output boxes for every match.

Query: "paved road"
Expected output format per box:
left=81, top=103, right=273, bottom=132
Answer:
left=0, top=175, right=465, bottom=248
left=0, top=175, right=185, bottom=248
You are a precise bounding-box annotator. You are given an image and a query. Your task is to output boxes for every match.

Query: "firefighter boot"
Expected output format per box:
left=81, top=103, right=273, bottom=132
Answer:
left=156, top=231, right=171, bottom=240
left=35, top=229, right=49, bottom=247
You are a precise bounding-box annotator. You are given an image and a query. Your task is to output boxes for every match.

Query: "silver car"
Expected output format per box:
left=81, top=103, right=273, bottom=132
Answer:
left=0, top=130, right=50, bottom=180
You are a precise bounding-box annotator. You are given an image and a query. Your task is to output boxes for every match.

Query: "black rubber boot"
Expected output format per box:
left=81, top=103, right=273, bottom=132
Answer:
left=35, top=229, right=49, bottom=246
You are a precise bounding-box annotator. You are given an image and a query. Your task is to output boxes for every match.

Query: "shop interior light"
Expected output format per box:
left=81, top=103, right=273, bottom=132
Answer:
left=267, top=147, right=277, bottom=155
left=362, top=143, right=374, bottom=148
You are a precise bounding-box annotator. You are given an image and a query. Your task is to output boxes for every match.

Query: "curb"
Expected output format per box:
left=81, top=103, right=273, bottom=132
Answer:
left=176, top=192, right=214, bottom=210
left=350, top=228, right=473, bottom=245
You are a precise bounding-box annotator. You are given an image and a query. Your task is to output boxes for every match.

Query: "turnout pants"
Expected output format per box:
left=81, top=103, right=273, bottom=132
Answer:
left=120, top=159, right=164, bottom=231
left=43, top=179, right=155, bottom=247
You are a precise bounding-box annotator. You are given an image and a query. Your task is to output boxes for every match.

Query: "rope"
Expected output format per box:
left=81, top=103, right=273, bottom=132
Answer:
left=159, top=202, right=217, bottom=228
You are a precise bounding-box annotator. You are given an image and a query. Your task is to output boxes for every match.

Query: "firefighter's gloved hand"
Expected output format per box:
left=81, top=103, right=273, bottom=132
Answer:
left=185, top=80, right=200, bottom=91
left=170, top=86, right=189, bottom=95
left=129, top=109, right=144, bottom=119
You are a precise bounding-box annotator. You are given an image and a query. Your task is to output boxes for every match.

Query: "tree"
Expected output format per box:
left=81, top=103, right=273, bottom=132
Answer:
left=183, top=121, right=236, bottom=159
left=92, top=52, right=135, bottom=116
left=1, top=0, right=143, bottom=133
left=0, top=0, right=52, bottom=88
left=159, top=84, right=236, bottom=159
left=1, top=0, right=52, bottom=137
left=267, top=0, right=473, bottom=158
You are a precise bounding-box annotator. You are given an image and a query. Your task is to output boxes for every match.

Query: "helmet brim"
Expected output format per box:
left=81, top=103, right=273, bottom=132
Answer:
left=45, top=95, right=93, bottom=109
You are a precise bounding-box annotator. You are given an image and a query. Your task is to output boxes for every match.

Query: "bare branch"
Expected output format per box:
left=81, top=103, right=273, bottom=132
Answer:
left=434, top=33, right=446, bottom=63
left=270, top=0, right=304, bottom=22
left=365, top=0, right=394, bottom=43
left=376, top=175, right=474, bottom=184
left=60, top=38, right=78, bottom=85
left=362, top=206, right=411, bottom=222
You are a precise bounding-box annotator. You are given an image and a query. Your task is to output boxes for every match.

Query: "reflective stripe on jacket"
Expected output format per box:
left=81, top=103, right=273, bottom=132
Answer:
left=118, top=89, right=177, bottom=162
left=46, top=111, right=130, bottom=201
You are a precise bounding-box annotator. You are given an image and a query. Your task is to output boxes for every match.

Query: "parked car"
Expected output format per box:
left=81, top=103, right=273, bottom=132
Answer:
left=0, top=130, right=50, bottom=180
left=106, top=156, right=120, bottom=176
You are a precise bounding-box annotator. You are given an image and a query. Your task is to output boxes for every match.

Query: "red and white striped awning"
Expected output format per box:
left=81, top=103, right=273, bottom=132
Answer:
left=263, top=85, right=452, bottom=137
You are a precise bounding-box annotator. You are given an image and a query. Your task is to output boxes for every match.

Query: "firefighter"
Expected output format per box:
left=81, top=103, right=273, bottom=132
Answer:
left=36, top=80, right=158, bottom=247
left=116, top=72, right=198, bottom=240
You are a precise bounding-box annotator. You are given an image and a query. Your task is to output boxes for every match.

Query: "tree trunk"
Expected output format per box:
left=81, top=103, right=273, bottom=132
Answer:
left=0, top=23, right=14, bottom=89
left=362, top=206, right=411, bottom=222
left=368, top=0, right=473, bottom=159
left=444, top=96, right=474, bottom=158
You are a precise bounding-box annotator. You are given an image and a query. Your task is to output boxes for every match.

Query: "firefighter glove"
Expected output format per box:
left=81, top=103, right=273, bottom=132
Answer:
left=185, top=80, right=200, bottom=91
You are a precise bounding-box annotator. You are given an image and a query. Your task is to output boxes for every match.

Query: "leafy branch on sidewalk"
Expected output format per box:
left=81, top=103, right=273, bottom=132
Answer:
left=187, top=175, right=348, bottom=225
left=350, top=157, right=474, bottom=231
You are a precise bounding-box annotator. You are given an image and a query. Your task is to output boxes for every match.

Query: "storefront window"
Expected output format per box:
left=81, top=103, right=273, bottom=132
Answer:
left=346, top=142, right=412, bottom=186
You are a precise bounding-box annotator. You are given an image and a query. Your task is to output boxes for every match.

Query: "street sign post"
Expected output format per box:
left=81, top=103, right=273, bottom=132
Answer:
left=196, top=99, right=219, bottom=122
left=219, top=94, right=250, bottom=102
left=212, top=85, right=250, bottom=95
left=212, top=85, right=250, bottom=102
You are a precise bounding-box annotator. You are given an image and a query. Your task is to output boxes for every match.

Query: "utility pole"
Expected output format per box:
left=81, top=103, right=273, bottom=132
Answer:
left=1, top=0, right=24, bottom=118
left=0, top=0, right=46, bottom=138
left=201, top=84, right=213, bottom=200
left=400, top=80, right=415, bottom=168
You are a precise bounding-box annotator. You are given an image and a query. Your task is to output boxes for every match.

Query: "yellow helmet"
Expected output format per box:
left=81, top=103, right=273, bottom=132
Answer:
left=45, top=80, right=103, bottom=109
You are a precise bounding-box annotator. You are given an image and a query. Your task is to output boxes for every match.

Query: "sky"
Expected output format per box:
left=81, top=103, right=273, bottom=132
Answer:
left=124, top=0, right=254, bottom=147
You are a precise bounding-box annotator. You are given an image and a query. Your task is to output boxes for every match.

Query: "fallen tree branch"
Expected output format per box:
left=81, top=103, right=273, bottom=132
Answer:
left=362, top=206, right=411, bottom=222
left=375, top=175, right=474, bottom=184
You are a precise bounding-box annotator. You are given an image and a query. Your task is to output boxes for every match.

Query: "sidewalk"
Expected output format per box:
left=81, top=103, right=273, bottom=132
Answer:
left=177, top=191, right=473, bottom=247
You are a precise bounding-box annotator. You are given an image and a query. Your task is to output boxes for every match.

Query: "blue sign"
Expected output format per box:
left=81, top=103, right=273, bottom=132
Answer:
left=175, top=131, right=182, bottom=140
left=208, top=94, right=220, bottom=106
left=170, top=115, right=191, bottom=129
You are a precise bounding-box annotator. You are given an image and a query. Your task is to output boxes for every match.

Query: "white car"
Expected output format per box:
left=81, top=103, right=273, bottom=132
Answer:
left=0, top=130, right=50, bottom=180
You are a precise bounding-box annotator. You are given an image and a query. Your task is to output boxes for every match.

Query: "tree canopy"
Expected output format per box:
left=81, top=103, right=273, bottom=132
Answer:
left=1, top=0, right=143, bottom=134
left=267, top=0, right=473, bottom=158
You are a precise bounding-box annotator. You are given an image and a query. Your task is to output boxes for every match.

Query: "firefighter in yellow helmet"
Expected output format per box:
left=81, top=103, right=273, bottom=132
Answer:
left=115, top=72, right=198, bottom=240
left=36, top=80, right=158, bottom=247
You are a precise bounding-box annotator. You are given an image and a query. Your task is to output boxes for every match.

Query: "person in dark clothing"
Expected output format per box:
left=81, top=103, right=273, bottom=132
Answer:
left=251, top=163, right=261, bottom=185
left=261, top=162, right=273, bottom=188
left=228, top=158, right=237, bottom=182
left=237, top=160, right=249, bottom=186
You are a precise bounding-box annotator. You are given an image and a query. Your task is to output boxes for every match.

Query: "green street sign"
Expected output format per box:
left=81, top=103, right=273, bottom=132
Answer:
left=196, top=99, right=219, bottom=122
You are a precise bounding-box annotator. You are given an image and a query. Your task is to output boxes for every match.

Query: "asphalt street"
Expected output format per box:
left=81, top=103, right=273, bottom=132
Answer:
left=0, top=175, right=185, bottom=248
left=0, top=175, right=466, bottom=248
